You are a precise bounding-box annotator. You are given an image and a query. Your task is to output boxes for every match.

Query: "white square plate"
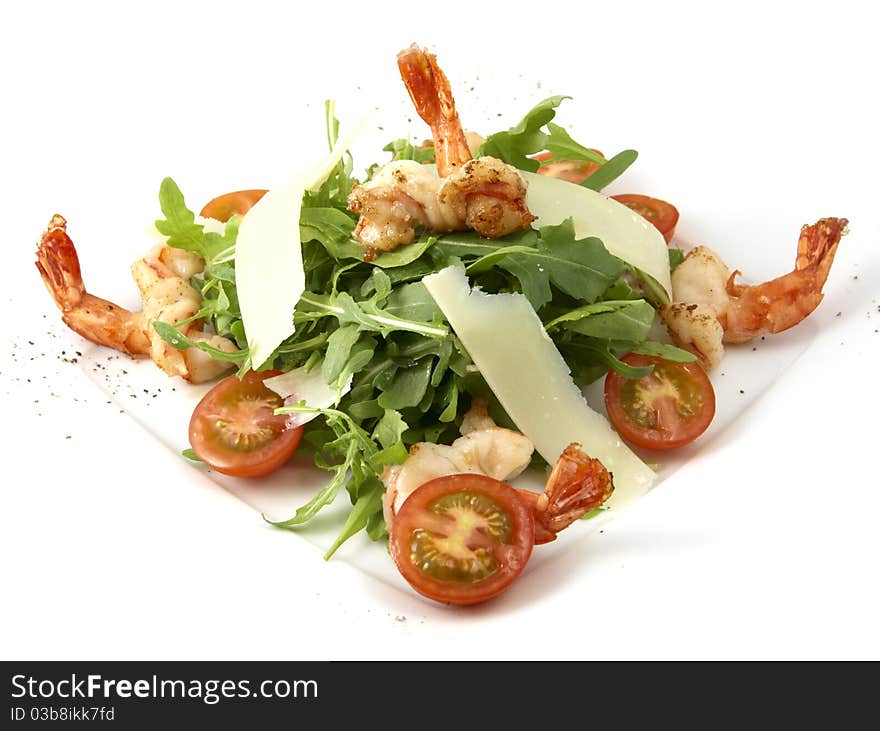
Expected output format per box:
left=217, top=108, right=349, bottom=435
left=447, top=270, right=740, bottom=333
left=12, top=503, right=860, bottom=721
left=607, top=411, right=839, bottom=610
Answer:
left=4, top=1, right=878, bottom=659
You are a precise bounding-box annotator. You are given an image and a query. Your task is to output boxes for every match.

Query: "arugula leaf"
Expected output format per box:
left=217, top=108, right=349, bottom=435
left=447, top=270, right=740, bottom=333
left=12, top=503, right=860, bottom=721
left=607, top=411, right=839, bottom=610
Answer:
left=466, top=219, right=627, bottom=309
left=475, top=97, right=638, bottom=189
left=377, top=357, right=433, bottom=409
left=300, top=207, right=363, bottom=261
left=383, top=138, right=436, bottom=164
left=154, top=177, right=241, bottom=266
left=372, top=235, right=437, bottom=268
left=152, top=321, right=249, bottom=364
left=562, top=339, right=655, bottom=379
left=476, top=95, right=570, bottom=171
left=384, top=282, right=442, bottom=322
left=543, top=123, right=606, bottom=165
left=434, top=228, right=538, bottom=260
left=154, top=177, right=205, bottom=254
left=545, top=299, right=655, bottom=341
left=322, top=324, right=362, bottom=384
left=580, top=149, right=639, bottom=191
left=295, top=291, right=448, bottom=339
left=322, top=480, right=384, bottom=559
left=631, top=341, right=698, bottom=362
left=182, top=448, right=202, bottom=462
left=372, top=409, right=408, bottom=449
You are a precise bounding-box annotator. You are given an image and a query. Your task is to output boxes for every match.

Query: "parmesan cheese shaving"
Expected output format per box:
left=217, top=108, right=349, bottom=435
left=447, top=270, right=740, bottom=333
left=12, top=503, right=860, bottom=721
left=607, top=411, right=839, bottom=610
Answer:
left=423, top=266, right=656, bottom=508
left=235, top=114, right=370, bottom=369
left=523, top=172, right=673, bottom=303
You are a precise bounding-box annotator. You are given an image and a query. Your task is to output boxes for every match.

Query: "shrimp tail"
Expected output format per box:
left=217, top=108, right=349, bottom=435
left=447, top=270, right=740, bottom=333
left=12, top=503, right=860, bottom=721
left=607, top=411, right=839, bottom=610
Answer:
left=795, top=217, right=848, bottom=280
left=723, top=217, right=848, bottom=341
left=397, top=45, right=472, bottom=176
left=518, top=444, right=614, bottom=544
left=35, top=215, right=150, bottom=356
left=35, top=215, right=86, bottom=311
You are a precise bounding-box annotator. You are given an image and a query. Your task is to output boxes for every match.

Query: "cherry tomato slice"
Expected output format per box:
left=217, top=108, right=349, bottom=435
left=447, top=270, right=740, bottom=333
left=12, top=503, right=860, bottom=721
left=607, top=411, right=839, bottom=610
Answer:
left=189, top=370, right=303, bottom=477
left=534, top=150, right=605, bottom=185
left=390, top=474, right=535, bottom=606
left=604, top=354, right=715, bottom=451
left=611, top=194, right=679, bottom=244
left=199, top=189, right=267, bottom=222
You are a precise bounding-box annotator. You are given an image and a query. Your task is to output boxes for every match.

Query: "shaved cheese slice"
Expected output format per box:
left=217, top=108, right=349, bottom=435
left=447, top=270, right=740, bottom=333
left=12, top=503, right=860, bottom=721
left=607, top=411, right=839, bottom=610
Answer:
left=235, top=176, right=308, bottom=369
left=264, top=366, right=352, bottom=429
left=522, top=172, right=673, bottom=303
left=235, top=113, right=370, bottom=369
left=423, top=266, right=655, bottom=508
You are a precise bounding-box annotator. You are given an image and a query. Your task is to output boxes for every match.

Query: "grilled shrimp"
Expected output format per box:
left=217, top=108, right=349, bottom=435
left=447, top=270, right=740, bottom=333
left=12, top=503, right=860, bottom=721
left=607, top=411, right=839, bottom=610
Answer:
left=661, top=217, right=847, bottom=368
left=348, top=45, right=534, bottom=253
left=381, top=397, right=613, bottom=543
left=36, top=215, right=236, bottom=383
left=381, top=397, right=534, bottom=525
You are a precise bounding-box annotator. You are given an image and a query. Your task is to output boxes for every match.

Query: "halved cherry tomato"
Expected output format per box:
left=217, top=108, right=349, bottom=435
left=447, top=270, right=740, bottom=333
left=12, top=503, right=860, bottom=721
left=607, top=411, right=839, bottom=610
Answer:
left=533, top=150, right=605, bottom=185
left=611, top=194, right=679, bottom=244
left=189, top=370, right=303, bottom=477
left=390, top=474, right=535, bottom=606
left=604, top=354, right=715, bottom=451
left=199, top=189, right=267, bottom=222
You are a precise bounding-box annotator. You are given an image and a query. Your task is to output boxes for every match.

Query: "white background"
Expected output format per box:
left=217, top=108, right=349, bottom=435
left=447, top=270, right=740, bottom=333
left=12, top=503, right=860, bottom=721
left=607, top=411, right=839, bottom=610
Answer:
left=3, top=0, right=879, bottom=659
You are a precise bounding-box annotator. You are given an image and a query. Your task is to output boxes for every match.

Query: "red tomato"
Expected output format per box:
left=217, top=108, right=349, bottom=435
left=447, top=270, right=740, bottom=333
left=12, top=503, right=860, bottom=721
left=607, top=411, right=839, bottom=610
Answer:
left=189, top=370, right=303, bottom=477
left=604, top=354, right=715, bottom=451
left=199, top=189, right=267, bottom=222
left=389, top=474, right=535, bottom=606
left=534, top=150, right=605, bottom=185
left=611, top=194, right=679, bottom=244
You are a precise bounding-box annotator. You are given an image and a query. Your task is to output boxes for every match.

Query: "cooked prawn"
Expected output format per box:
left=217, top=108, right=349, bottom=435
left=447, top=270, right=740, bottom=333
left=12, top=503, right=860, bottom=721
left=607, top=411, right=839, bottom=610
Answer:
left=661, top=217, right=847, bottom=368
left=381, top=397, right=613, bottom=544
left=381, top=397, right=534, bottom=525
left=36, top=215, right=236, bottom=383
left=348, top=45, right=535, bottom=253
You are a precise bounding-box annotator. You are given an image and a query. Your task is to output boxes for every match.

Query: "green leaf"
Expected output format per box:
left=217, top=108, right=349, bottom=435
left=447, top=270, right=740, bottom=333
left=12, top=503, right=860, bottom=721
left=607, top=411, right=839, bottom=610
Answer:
left=365, top=510, right=388, bottom=541
left=324, top=480, right=385, bottom=559
left=439, top=380, right=459, bottom=422
left=295, top=291, right=448, bottom=339
left=299, top=207, right=363, bottom=261
left=433, top=232, right=509, bottom=259
left=154, top=177, right=205, bottom=255
left=322, top=324, right=361, bottom=384
left=152, top=321, right=248, bottom=363
left=372, top=409, right=408, bottom=449
left=370, top=441, right=408, bottom=468
left=265, top=471, right=346, bottom=529
left=384, top=282, right=442, bottom=322
left=476, top=96, right=570, bottom=171
left=377, top=357, right=433, bottom=409
left=580, top=149, right=639, bottom=191
left=371, top=235, right=437, bottom=268
left=561, top=339, right=654, bottom=379
left=181, top=448, right=202, bottom=462
left=383, top=138, right=435, bottom=163
left=543, top=122, right=606, bottom=165
left=629, top=266, right=670, bottom=307
left=631, top=341, right=698, bottom=362
left=466, top=219, right=627, bottom=309
left=546, top=300, right=655, bottom=341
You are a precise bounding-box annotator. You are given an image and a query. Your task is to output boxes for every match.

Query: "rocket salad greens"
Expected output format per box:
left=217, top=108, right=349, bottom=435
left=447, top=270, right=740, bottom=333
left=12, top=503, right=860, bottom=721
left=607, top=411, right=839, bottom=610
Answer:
left=155, top=98, right=694, bottom=557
